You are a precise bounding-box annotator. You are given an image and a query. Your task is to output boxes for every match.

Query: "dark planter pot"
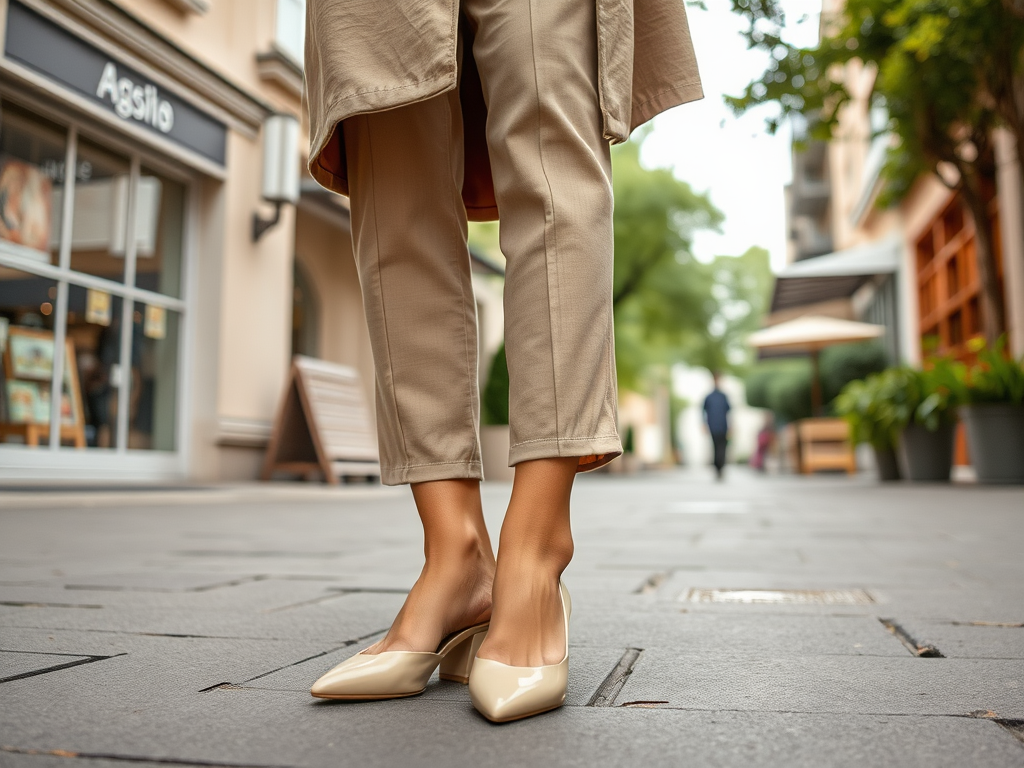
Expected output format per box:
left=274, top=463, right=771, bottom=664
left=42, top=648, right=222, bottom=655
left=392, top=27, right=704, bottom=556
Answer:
left=898, top=422, right=956, bottom=482
left=961, top=404, right=1024, bottom=484
left=873, top=445, right=902, bottom=482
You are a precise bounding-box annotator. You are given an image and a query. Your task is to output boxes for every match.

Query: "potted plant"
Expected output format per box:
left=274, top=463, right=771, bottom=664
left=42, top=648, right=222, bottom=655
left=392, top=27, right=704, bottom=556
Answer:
left=480, top=344, right=515, bottom=482
left=835, top=371, right=902, bottom=481
left=888, top=359, right=966, bottom=482
left=960, top=336, right=1024, bottom=484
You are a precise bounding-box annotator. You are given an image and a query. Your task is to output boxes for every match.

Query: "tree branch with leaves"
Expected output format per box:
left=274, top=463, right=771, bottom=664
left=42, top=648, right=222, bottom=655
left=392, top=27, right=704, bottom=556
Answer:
left=728, top=0, right=1023, bottom=343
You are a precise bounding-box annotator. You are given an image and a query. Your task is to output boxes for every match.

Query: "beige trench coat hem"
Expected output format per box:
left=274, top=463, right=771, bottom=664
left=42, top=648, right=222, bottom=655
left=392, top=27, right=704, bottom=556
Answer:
left=308, top=73, right=456, bottom=198
left=629, top=79, right=704, bottom=135
left=308, top=76, right=705, bottom=202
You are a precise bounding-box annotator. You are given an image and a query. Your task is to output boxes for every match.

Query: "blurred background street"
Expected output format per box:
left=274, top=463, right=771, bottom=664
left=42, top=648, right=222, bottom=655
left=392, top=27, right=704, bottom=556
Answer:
left=2, top=471, right=1023, bottom=767
left=2, top=0, right=1024, bottom=764
left=1, top=0, right=1021, bottom=485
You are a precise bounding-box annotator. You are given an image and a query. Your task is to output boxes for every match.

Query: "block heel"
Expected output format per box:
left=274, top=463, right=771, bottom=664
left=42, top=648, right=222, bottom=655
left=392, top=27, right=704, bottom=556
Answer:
left=439, top=627, right=487, bottom=683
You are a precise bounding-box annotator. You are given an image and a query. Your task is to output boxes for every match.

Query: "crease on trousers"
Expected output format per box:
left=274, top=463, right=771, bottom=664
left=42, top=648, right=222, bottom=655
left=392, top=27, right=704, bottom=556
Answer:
left=343, top=0, right=622, bottom=485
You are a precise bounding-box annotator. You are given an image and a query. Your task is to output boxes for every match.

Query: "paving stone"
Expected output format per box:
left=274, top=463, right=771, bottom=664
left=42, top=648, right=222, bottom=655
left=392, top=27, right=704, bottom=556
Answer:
left=0, top=628, right=347, bottom=698
left=1, top=756, right=179, bottom=768
left=0, top=650, right=95, bottom=681
left=0, top=590, right=402, bottom=642
left=571, top=611, right=907, bottom=656
left=2, top=470, right=1022, bottom=766
left=4, top=699, right=1024, bottom=768
left=895, top=618, right=1024, bottom=659
left=617, top=650, right=1024, bottom=716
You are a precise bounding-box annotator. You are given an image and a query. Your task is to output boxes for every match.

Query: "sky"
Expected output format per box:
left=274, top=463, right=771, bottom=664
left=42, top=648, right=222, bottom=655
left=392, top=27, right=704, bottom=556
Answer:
left=642, top=0, right=823, bottom=272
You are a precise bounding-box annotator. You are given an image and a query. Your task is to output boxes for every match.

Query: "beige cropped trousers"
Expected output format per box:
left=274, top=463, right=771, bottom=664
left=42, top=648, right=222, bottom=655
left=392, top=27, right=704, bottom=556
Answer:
left=343, top=0, right=621, bottom=486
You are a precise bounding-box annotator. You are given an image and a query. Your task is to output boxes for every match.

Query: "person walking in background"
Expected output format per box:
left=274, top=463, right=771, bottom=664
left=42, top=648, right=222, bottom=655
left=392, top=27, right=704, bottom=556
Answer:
left=303, top=0, right=702, bottom=723
left=703, top=372, right=731, bottom=480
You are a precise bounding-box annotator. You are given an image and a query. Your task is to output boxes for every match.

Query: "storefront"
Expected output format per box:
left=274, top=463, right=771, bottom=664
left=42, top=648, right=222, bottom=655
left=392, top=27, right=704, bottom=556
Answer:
left=0, top=0, right=236, bottom=479
left=0, top=0, right=511, bottom=483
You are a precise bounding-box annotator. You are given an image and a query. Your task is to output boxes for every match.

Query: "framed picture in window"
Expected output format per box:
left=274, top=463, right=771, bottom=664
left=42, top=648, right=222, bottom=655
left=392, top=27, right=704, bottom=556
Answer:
left=5, top=379, right=45, bottom=423
left=7, top=327, right=54, bottom=380
left=0, top=157, right=53, bottom=253
left=1, top=328, right=86, bottom=447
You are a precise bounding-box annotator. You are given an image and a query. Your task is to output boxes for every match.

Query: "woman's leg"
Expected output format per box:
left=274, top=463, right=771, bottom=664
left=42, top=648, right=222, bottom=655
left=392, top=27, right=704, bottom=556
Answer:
left=479, top=457, right=576, bottom=666
left=366, top=479, right=495, bottom=654
left=462, top=0, right=620, bottom=665
left=343, top=89, right=494, bottom=653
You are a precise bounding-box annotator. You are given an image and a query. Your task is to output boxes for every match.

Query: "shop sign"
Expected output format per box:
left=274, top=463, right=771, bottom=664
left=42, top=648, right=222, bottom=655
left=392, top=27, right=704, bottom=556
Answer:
left=96, top=63, right=175, bottom=135
left=4, top=1, right=227, bottom=166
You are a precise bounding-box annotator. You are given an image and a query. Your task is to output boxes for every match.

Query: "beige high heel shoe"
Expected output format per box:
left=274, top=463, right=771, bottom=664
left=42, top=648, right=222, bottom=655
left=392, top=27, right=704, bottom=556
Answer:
left=310, top=623, right=488, bottom=700
left=468, top=582, right=571, bottom=723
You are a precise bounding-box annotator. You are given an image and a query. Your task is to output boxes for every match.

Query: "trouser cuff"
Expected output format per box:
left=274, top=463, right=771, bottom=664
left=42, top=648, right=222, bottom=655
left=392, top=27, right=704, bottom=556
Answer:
left=508, top=435, right=622, bottom=470
left=379, top=460, right=483, bottom=486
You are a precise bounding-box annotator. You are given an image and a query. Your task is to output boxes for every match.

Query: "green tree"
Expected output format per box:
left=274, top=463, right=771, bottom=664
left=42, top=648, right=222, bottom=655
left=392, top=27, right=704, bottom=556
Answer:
left=611, top=139, right=723, bottom=390
left=728, top=0, right=1024, bottom=343
left=688, top=246, right=774, bottom=373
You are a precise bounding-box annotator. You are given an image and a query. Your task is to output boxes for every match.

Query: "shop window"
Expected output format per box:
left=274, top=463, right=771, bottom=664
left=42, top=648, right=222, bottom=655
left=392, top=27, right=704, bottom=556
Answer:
left=0, top=102, right=67, bottom=265
left=128, top=304, right=179, bottom=450
left=0, top=267, right=67, bottom=445
left=68, top=138, right=131, bottom=284
left=967, top=296, right=981, bottom=337
left=67, top=287, right=123, bottom=448
left=948, top=309, right=963, bottom=347
left=0, top=97, right=187, bottom=457
left=941, top=205, right=963, bottom=248
left=915, top=194, right=1002, bottom=360
left=916, top=235, right=934, bottom=274
left=946, top=256, right=959, bottom=298
left=276, top=0, right=307, bottom=64
left=134, top=167, right=185, bottom=298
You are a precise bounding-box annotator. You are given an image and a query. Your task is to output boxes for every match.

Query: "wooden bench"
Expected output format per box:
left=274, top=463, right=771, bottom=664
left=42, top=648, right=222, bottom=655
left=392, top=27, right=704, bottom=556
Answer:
left=795, top=418, right=856, bottom=475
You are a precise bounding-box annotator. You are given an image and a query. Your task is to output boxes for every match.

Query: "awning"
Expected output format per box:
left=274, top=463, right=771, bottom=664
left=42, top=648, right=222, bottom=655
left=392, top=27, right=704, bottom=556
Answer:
left=770, top=236, right=901, bottom=312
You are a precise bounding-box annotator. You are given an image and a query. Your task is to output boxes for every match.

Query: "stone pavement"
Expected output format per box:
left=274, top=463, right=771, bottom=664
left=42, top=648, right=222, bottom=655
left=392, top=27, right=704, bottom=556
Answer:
left=1, top=469, right=1023, bottom=768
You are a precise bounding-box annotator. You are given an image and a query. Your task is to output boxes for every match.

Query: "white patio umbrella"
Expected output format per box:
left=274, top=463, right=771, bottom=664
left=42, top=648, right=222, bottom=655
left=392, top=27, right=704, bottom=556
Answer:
left=747, top=315, right=885, bottom=415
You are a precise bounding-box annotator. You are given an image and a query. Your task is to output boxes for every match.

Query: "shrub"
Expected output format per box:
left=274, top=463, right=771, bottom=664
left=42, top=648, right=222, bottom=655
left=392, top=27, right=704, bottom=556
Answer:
left=820, top=342, right=889, bottom=403
left=744, top=358, right=808, bottom=414
left=834, top=370, right=902, bottom=449
left=481, top=344, right=509, bottom=425
left=765, top=365, right=813, bottom=422
left=964, top=336, right=1024, bottom=405
left=743, top=341, right=889, bottom=423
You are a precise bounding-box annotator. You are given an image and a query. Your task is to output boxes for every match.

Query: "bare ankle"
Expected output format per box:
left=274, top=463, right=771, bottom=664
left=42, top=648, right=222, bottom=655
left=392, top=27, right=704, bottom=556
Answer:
left=424, top=527, right=495, bottom=571
left=496, top=528, right=573, bottom=576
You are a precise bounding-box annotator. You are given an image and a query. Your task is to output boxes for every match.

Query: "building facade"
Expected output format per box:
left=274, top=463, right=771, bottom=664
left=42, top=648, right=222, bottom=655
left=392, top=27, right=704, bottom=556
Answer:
left=776, top=27, right=1024, bottom=367
left=0, top=0, right=504, bottom=482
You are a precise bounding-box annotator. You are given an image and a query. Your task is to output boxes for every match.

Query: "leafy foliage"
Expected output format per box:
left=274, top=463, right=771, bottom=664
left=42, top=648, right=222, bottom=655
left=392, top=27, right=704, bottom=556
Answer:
left=481, top=343, right=509, bottom=425
left=745, top=341, right=889, bottom=422
left=727, top=0, right=1023, bottom=341
left=611, top=139, right=724, bottom=390
left=820, top=341, right=891, bottom=401
left=834, top=371, right=903, bottom=449
left=964, top=335, right=1024, bottom=405
left=689, top=247, right=775, bottom=373
left=837, top=357, right=968, bottom=443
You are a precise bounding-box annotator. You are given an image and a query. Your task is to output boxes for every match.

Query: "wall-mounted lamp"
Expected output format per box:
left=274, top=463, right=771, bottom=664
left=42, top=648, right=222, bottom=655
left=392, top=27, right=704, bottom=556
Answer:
left=253, top=112, right=300, bottom=242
